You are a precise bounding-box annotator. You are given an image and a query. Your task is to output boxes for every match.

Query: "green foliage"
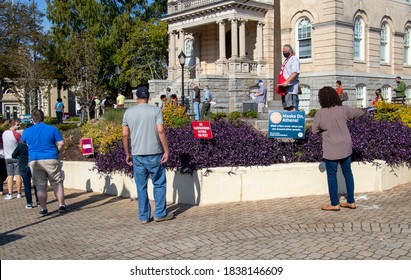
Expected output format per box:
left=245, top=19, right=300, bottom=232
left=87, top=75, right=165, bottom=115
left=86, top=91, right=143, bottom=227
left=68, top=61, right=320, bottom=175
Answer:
left=101, top=108, right=126, bottom=125
left=44, top=117, right=57, bottom=125
left=56, top=123, right=78, bottom=131
left=307, top=109, right=318, bottom=117
left=211, top=112, right=227, bottom=120
left=243, top=110, right=258, bottom=119
left=80, top=119, right=122, bottom=153
left=162, top=103, right=190, bottom=128
left=374, top=102, right=411, bottom=128
left=228, top=111, right=242, bottom=122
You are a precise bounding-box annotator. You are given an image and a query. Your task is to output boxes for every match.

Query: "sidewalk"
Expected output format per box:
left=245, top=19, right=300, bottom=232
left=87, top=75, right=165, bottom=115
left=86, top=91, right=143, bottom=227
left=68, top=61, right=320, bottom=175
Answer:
left=1, top=183, right=410, bottom=260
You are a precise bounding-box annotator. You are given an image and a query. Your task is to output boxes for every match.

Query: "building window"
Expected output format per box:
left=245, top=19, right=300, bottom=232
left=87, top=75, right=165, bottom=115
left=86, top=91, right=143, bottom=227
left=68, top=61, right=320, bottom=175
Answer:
left=405, top=27, right=410, bottom=65
left=354, top=18, right=365, bottom=60
left=297, top=18, right=311, bottom=59
left=381, top=85, right=392, bottom=102
left=355, top=84, right=366, bottom=108
left=298, top=84, right=311, bottom=112
left=380, top=23, right=390, bottom=63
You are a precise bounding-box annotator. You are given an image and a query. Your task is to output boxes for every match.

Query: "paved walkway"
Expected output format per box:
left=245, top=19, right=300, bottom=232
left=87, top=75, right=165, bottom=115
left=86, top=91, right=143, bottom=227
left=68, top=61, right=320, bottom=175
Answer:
left=1, top=183, right=411, bottom=260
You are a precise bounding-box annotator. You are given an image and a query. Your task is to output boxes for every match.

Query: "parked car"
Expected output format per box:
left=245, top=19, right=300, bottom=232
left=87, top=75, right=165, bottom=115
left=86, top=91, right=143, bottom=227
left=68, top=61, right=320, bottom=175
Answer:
left=19, top=114, right=33, bottom=126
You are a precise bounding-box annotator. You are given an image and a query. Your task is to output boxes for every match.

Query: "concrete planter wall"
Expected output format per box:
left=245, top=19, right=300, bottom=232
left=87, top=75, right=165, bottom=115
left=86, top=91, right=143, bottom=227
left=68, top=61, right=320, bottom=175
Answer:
left=62, top=160, right=411, bottom=206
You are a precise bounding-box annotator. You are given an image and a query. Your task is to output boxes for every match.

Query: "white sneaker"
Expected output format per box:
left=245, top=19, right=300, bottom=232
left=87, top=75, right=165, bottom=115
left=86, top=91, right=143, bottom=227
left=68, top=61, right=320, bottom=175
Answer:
left=25, top=204, right=33, bottom=209
left=4, top=194, right=12, bottom=200
left=16, top=193, right=22, bottom=199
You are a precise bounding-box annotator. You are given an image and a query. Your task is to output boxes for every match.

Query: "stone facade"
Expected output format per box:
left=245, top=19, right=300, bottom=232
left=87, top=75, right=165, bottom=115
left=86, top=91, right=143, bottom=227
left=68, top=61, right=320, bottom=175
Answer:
left=149, top=0, right=411, bottom=113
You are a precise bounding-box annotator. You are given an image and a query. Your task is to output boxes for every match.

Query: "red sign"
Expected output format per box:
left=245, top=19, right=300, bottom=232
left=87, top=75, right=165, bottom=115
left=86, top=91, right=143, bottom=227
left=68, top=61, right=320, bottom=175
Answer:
left=192, top=121, right=213, bottom=139
left=80, top=138, right=94, bottom=155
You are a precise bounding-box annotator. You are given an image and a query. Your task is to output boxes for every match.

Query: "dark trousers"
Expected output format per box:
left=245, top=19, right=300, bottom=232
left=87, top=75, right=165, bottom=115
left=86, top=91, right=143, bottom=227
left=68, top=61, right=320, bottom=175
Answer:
left=200, top=101, right=211, bottom=120
left=21, top=166, right=38, bottom=205
left=56, top=111, right=63, bottom=124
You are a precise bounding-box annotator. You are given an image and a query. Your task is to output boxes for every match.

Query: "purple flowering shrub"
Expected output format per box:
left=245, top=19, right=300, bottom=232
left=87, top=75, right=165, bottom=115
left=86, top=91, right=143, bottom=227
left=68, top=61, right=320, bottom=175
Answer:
left=94, top=114, right=411, bottom=176
left=94, top=141, right=133, bottom=176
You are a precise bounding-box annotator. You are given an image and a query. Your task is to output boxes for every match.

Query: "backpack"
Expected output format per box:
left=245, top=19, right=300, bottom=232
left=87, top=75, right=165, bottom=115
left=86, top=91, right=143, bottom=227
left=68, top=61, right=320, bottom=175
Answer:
left=340, top=91, right=349, bottom=102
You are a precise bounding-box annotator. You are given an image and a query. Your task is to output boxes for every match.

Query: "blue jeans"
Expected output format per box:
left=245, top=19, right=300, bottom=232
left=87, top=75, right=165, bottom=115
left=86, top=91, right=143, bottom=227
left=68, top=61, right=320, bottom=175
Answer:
left=132, top=154, right=167, bottom=221
left=193, top=102, right=200, bottom=120
left=325, top=156, right=355, bottom=206
left=21, top=166, right=38, bottom=205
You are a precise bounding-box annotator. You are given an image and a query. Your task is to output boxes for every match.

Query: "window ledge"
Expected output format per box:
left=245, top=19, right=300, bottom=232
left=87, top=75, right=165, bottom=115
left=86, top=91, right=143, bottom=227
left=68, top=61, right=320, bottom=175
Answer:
left=299, top=58, right=312, bottom=64
left=354, top=60, right=366, bottom=64
left=380, top=62, right=391, bottom=66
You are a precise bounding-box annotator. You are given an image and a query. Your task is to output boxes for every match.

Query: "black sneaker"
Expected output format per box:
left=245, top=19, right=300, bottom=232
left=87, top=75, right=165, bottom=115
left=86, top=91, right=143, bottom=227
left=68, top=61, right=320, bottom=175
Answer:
left=58, top=205, right=67, bottom=213
left=39, top=209, right=48, bottom=216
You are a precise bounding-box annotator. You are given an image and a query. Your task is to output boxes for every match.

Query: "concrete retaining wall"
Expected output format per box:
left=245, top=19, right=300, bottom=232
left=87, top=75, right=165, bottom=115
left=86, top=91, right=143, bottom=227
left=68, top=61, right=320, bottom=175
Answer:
left=62, top=160, right=411, bottom=206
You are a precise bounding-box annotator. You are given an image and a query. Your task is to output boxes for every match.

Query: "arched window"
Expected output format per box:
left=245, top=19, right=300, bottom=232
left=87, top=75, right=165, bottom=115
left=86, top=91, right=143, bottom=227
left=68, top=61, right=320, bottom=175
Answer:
left=355, top=84, right=366, bottom=108
left=405, top=27, right=410, bottom=65
left=354, top=18, right=365, bottom=60
left=380, top=22, right=390, bottom=63
left=297, top=18, right=311, bottom=59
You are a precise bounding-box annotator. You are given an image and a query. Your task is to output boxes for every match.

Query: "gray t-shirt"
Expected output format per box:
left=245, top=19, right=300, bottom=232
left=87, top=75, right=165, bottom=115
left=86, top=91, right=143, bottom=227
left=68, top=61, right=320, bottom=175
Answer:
left=122, top=104, right=164, bottom=156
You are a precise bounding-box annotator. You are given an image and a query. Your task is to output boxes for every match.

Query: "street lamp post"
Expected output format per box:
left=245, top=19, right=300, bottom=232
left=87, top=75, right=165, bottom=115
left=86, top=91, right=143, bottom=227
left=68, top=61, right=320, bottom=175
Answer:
left=115, top=65, right=121, bottom=93
left=178, top=51, right=186, bottom=107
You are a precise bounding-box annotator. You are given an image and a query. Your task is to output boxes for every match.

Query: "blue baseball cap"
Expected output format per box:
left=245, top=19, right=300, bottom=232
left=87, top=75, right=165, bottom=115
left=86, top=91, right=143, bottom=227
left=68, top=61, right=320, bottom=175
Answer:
left=257, top=80, right=263, bottom=84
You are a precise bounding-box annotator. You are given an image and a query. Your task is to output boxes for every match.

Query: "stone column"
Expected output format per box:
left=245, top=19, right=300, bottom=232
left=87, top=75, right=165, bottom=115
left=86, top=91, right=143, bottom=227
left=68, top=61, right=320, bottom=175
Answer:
left=239, top=19, right=246, bottom=58
left=230, top=18, right=238, bottom=59
left=179, top=29, right=185, bottom=52
left=218, top=20, right=226, bottom=60
left=169, top=31, right=176, bottom=67
left=257, top=21, right=264, bottom=61
left=168, top=31, right=177, bottom=80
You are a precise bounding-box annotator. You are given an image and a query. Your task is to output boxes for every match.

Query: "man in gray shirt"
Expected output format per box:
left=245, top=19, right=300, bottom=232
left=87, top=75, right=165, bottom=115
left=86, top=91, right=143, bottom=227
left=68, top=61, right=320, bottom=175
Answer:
left=122, top=86, right=173, bottom=224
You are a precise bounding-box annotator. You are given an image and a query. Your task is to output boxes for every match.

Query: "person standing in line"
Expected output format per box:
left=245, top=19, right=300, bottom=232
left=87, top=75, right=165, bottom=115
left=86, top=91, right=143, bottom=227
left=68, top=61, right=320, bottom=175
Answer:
left=116, top=92, right=125, bottom=108
left=21, top=109, right=66, bottom=216
left=158, top=94, right=167, bottom=110
left=252, top=80, right=267, bottom=113
left=277, top=44, right=300, bottom=111
left=336, top=80, right=343, bottom=96
left=200, top=85, right=212, bottom=120
left=165, top=87, right=172, bottom=102
left=312, top=86, right=365, bottom=211
left=94, top=96, right=101, bottom=120
left=101, top=97, right=106, bottom=115
left=54, top=98, right=65, bottom=125
left=12, top=142, right=39, bottom=209
left=392, top=76, right=406, bottom=98
left=2, top=119, right=22, bottom=199
left=191, top=83, right=201, bottom=120
left=122, top=86, right=174, bottom=224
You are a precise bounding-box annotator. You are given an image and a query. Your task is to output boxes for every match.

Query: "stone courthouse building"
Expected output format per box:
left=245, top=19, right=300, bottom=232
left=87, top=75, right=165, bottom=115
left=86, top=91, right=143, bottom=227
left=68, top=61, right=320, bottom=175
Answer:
left=149, top=0, right=411, bottom=113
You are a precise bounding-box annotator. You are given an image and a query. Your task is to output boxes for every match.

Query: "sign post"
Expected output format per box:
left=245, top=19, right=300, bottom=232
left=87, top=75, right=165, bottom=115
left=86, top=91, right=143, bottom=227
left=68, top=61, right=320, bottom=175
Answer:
left=268, top=111, right=306, bottom=139
left=80, top=138, right=94, bottom=156
left=192, top=121, right=213, bottom=139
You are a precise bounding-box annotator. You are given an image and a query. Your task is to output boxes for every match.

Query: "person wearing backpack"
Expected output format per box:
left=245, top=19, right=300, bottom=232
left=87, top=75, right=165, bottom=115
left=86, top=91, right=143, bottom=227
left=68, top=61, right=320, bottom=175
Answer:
left=200, top=85, right=212, bottom=120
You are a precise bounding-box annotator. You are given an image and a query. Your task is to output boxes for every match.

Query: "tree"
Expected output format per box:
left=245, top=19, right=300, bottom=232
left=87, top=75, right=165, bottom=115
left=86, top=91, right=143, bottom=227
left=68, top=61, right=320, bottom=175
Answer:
left=65, top=31, right=102, bottom=120
left=46, top=0, right=169, bottom=97
left=0, top=0, right=50, bottom=113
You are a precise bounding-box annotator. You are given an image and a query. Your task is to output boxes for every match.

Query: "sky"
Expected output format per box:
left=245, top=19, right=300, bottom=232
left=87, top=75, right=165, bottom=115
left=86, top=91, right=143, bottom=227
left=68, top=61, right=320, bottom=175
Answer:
left=18, top=0, right=50, bottom=30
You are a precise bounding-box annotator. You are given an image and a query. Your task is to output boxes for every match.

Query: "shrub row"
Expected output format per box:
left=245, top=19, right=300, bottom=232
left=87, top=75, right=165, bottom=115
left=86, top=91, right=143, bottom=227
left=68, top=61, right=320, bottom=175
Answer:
left=94, top=112, right=411, bottom=176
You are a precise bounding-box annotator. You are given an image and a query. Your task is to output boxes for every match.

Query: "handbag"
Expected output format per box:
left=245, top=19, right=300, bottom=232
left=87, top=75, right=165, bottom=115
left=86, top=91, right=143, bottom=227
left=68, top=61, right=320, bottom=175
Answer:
left=340, top=91, right=349, bottom=101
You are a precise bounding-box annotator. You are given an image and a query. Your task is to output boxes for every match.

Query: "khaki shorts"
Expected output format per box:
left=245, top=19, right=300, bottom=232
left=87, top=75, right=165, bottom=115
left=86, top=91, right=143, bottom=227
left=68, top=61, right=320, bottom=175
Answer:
left=29, top=159, right=64, bottom=192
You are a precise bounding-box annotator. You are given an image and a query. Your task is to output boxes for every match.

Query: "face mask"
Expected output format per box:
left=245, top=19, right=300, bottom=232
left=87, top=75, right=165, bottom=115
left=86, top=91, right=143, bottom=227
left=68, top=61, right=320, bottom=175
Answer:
left=283, top=52, right=291, bottom=58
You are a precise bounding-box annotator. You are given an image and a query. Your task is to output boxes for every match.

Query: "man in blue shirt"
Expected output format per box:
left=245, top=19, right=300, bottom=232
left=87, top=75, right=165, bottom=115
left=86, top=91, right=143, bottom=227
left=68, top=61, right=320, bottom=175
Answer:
left=21, top=109, right=66, bottom=216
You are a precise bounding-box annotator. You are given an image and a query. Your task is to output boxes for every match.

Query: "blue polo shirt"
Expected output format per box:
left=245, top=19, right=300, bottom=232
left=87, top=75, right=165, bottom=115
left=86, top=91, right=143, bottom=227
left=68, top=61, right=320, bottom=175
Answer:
left=21, top=122, right=63, bottom=161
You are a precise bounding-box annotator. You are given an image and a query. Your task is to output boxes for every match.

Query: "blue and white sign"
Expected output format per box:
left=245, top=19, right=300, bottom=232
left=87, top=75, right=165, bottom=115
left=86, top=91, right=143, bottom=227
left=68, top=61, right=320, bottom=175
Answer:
left=268, top=111, right=306, bottom=139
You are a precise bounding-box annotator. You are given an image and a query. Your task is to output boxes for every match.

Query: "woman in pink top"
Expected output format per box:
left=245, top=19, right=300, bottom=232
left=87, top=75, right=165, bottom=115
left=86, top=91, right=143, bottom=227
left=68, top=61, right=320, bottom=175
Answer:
left=312, top=86, right=365, bottom=211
